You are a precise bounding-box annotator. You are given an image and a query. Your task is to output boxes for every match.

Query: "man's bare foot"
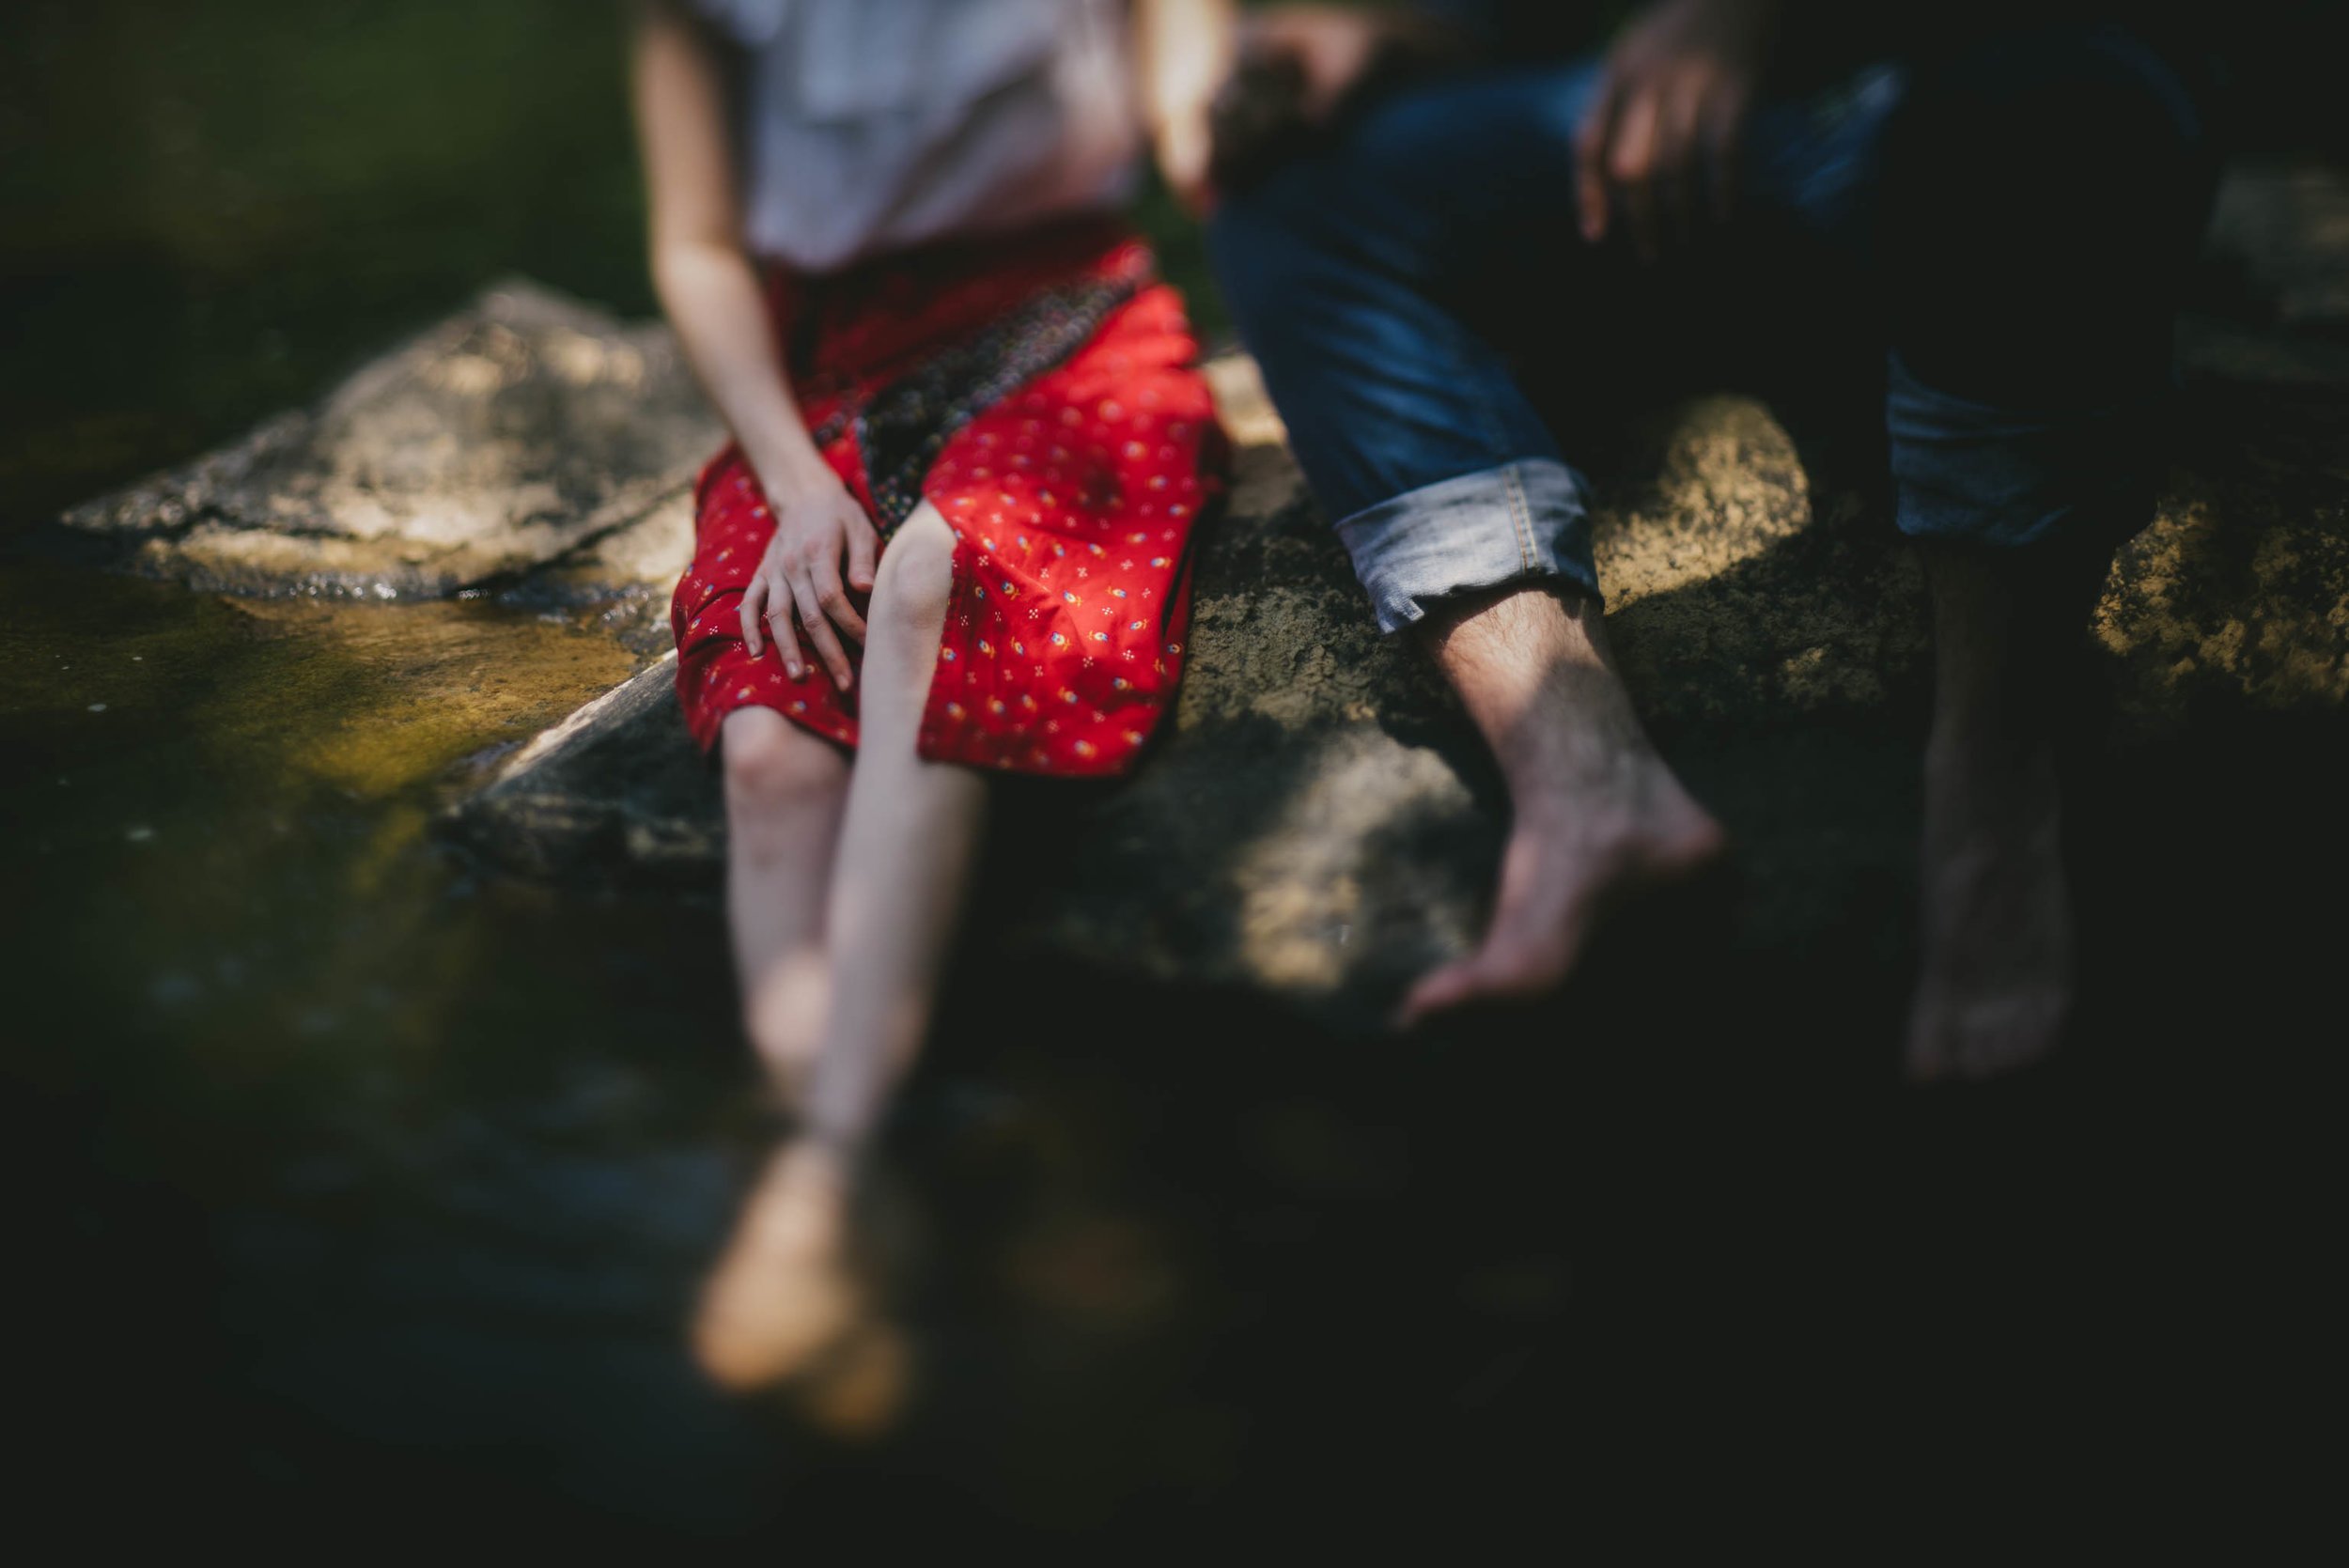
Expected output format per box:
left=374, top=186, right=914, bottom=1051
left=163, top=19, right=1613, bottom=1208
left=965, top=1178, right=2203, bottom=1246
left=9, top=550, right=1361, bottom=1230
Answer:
left=1905, top=541, right=2098, bottom=1084
left=692, top=1139, right=863, bottom=1392
left=1906, top=737, right=2074, bottom=1083
left=1396, top=584, right=1726, bottom=1028
left=1397, top=769, right=1726, bottom=1027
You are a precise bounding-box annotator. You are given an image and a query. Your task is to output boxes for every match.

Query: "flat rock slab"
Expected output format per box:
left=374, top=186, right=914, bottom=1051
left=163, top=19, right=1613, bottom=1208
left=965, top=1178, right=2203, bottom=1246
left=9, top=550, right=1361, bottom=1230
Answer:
left=62, top=166, right=2349, bottom=1028
left=59, top=279, right=719, bottom=601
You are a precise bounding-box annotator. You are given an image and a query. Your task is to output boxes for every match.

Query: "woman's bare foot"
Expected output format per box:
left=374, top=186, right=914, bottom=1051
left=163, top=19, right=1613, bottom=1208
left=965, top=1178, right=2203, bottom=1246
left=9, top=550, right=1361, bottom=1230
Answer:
left=786, top=1317, right=912, bottom=1442
left=692, top=1139, right=863, bottom=1392
left=1906, top=737, right=2074, bottom=1083
left=692, top=1138, right=917, bottom=1437
left=1397, top=584, right=1726, bottom=1028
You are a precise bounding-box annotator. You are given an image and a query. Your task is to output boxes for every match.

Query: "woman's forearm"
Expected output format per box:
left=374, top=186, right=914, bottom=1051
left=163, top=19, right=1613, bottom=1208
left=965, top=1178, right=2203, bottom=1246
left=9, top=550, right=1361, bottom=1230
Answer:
left=654, top=238, right=836, bottom=501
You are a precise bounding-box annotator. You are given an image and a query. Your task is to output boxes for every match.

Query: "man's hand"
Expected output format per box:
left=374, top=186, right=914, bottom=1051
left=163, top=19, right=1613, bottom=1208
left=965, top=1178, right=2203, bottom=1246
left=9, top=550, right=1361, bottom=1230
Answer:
left=1576, top=0, right=1781, bottom=260
left=1152, top=2, right=1461, bottom=209
left=739, top=473, right=878, bottom=691
left=1242, top=5, right=1391, bottom=126
left=1204, top=5, right=1464, bottom=199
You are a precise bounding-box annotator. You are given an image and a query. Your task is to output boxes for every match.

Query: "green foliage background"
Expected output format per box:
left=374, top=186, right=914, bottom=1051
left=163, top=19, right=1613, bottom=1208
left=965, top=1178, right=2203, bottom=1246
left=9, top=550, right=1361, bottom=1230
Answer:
left=3, top=1, right=657, bottom=524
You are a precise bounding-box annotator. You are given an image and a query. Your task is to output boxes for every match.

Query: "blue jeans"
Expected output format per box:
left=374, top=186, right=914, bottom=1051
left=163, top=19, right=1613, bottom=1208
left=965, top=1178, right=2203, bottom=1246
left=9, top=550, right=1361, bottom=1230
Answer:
left=1211, top=28, right=2220, bottom=631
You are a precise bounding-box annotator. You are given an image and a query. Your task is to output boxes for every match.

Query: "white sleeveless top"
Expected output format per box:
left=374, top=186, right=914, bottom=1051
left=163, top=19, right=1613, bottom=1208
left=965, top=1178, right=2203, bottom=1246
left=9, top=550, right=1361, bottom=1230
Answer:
left=695, top=0, right=1140, bottom=274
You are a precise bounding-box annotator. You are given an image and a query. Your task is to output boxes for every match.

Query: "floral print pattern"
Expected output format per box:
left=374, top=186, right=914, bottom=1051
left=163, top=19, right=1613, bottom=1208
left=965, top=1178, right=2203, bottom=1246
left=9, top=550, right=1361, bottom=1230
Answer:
left=672, top=221, right=1227, bottom=778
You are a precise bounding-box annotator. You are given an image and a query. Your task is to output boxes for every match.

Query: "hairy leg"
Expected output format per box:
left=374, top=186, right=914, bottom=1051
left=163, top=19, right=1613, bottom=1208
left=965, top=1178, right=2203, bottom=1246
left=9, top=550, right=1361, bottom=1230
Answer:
left=1906, top=543, right=2099, bottom=1082
left=696, top=504, right=976, bottom=1400
left=719, top=706, right=851, bottom=1105
left=1398, top=584, right=1727, bottom=1026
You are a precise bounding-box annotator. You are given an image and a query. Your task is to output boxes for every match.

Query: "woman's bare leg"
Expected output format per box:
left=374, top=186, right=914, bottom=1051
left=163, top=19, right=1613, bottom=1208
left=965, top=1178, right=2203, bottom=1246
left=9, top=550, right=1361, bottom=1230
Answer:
left=695, top=504, right=976, bottom=1405
left=801, top=502, right=987, bottom=1151
left=698, top=707, right=856, bottom=1395
left=719, top=706, right=851, bottom=1103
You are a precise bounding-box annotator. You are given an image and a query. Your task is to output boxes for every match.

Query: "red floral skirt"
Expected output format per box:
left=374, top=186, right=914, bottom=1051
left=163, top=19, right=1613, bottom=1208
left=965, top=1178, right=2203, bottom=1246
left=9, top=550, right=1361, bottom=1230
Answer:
left=671, top=219, right=1227, bottom=777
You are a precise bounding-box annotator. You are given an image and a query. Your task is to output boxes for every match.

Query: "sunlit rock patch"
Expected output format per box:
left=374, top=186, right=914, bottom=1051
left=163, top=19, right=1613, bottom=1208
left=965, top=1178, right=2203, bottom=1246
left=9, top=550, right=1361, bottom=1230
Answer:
left=58, top=281, right=719, bottom=600
left=2099, top=462, right=2349, bottom=728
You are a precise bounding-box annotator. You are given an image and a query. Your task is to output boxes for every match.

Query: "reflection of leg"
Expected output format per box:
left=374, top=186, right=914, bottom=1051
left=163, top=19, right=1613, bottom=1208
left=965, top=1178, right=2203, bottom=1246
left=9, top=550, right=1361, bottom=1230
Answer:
left=694, top=505, right=974, bottom=1408
left=1906, top=548, right=2100, bottom=1082
left=1398, top=584, right=1725, bottom=1026
left=720, top=707, right=849, bottom=1107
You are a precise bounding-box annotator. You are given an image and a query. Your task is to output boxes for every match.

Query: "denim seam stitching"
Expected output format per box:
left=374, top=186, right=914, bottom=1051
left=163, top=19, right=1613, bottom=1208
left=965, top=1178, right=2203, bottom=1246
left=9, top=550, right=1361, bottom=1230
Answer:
left=1503, top=463, right=1536, bottom=573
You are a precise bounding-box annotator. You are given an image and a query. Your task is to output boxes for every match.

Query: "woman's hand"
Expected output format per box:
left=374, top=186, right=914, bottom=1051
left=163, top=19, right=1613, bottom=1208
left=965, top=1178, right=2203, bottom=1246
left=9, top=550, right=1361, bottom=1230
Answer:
left=1576, top=0, right=1781, bottom=260
left=739, top=472, right=879, bottom=690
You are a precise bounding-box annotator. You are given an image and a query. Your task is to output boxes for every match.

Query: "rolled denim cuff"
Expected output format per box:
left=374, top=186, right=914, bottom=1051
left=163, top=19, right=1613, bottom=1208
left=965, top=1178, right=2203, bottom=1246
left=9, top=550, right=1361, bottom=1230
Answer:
left=1887, top=351, right=2163, bottom=552
left=1334, top=460, right=1600, bottom=634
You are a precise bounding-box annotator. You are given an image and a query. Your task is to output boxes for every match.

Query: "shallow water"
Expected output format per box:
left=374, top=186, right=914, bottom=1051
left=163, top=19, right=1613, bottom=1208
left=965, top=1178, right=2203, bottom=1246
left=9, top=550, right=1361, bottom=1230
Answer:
left=9, top=0, right=2345, bottom=1537
left=9, top=540, right=2340, bottom=1540
left=0, top=553, right=1597, bottom=1542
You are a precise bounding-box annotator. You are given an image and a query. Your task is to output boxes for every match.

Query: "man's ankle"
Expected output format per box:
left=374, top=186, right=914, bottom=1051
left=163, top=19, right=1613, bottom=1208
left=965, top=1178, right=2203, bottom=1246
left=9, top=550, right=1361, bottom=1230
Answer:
left=1925, top=716, right=2059, bottom=792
